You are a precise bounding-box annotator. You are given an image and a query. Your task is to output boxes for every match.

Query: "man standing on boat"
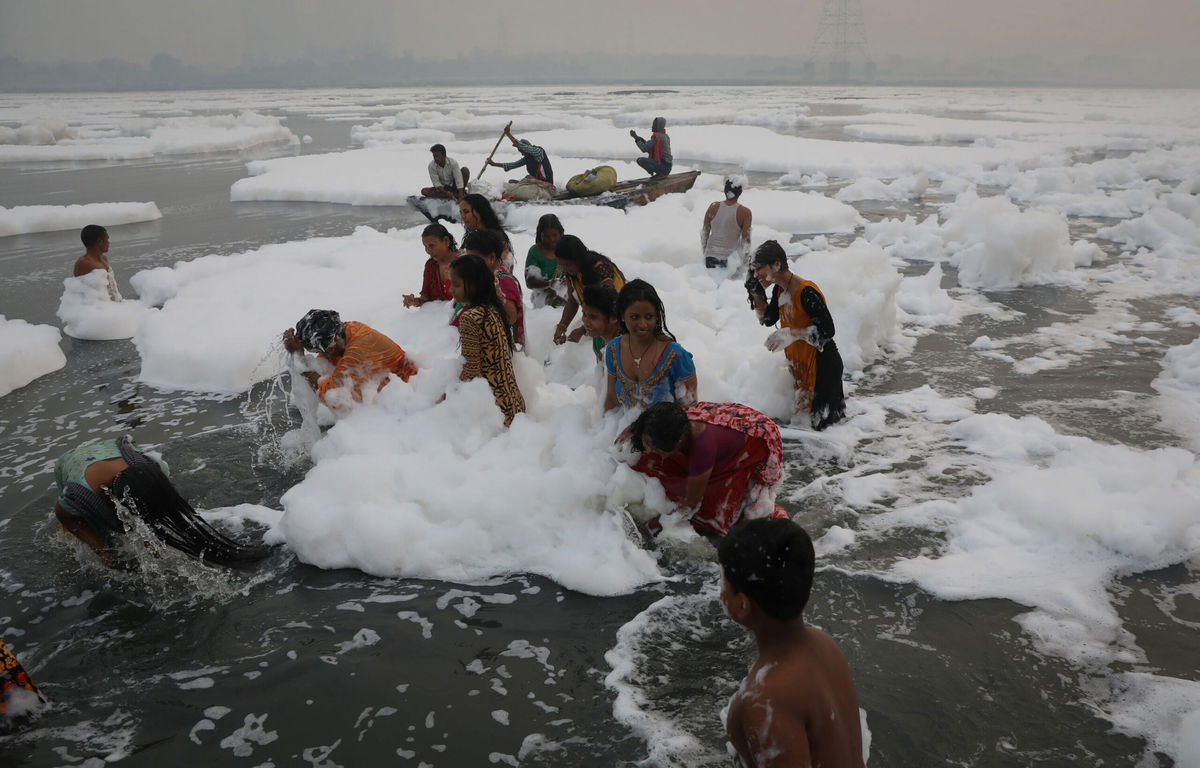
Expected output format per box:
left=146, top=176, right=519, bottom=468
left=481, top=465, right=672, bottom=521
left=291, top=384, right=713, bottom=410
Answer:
left=631, top=117, right=672, bottom=178
left=701, top=174, right=752, bottom=270
left=421, top=144, right=471, bottom=200
left=487, top=125, right=554, bottom=186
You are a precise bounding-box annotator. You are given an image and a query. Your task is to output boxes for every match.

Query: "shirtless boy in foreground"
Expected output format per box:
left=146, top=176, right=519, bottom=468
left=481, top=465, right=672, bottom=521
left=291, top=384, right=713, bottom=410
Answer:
left=719, top=518, right=865, bottom=768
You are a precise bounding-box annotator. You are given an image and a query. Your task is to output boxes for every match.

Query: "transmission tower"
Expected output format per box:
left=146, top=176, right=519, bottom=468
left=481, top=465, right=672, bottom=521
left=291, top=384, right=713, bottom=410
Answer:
left=809, top=0, right=869, bottom=82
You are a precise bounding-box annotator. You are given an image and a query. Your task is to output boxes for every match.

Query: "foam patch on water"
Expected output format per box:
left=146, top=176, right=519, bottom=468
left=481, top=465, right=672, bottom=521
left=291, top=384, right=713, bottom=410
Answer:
left=882, top=411, right=1200, bottom=666
left=0, top=202, right=161, bottom=238
left=56, top=270, right=148, bottom=341
left=0, top=315, right=65, bottom=397
left=1153, top=337, right=1200, bottom=452
left=1101, top=672, right=1200, bottom=767
left=0, top=112, right=296, bottom=163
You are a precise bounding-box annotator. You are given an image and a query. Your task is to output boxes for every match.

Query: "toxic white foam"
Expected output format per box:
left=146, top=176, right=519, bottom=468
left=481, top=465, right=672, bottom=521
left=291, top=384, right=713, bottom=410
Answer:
left=0, top=202, right=161, bottom=238
left=0, top=315, right=66, bottom=398
left=56, top=270, right=148, bottom=341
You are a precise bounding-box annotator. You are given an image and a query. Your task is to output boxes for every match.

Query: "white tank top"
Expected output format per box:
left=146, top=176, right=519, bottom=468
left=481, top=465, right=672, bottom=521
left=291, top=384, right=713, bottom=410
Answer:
left=704, top=202, right=743, bottom=260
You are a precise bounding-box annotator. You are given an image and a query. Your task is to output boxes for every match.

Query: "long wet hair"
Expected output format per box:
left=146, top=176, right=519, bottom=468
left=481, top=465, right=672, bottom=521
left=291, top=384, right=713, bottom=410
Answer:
left=462, top=229, right=505, bottom=267
left=461, top=193, right=504, bottom=232
left=582, top=284, right=619, bottom=321
left=295, top=309, right=345, bottom=353
left=556, top=235, right=624, bottom=288
left=535, top=214, right=564, bottom=248
left=751, top=240, right=789, bottom=327
left=628, top=401, right=690, bottom=453
left=451, top=254, right=514, bottom=349
left=110, top=463, right=267, bottom=566
left=422, top=222, right=458, bottom=251
left=615, top=279, right=676, bottom=341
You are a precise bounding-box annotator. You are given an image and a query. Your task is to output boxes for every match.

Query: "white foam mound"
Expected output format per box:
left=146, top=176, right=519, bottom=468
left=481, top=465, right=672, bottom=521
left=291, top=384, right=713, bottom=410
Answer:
left=940, top=192, right=1080, bottom=289
left=271, top=381, right=662, bottom=596
left=0, top=202, right=161, bottom=238
left=0, top=315, right=66, bottom=397
left=891, top=412, right=1200, bottom=666
left=57, top=270, right=148, bottom=341
left=1153, top=337, right=1200, bottom=452
left=835, top=172, right=929, bottom=202
left=0, top=112, right=295, bottom=163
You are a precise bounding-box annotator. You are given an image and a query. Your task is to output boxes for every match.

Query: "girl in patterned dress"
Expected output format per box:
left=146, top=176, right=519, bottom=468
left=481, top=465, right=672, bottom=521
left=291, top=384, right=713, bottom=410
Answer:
left=449, top=254, right=526, bottom=426
left=462, top=229, right=525, bottom=348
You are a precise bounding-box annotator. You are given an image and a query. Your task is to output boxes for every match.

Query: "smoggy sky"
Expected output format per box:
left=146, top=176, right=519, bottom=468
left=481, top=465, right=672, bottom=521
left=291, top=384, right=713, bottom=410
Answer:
left=1, top=0, right=1197, bottom=67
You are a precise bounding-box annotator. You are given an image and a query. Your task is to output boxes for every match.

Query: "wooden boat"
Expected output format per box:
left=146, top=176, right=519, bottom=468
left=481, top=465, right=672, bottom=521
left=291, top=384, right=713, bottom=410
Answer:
left=408, top=170, right=701, bottom=223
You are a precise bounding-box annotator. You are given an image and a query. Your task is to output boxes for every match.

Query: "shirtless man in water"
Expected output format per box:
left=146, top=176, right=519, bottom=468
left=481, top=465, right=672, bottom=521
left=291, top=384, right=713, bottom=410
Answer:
left=718, top=518, right=865, bottom=768
left=73, top=224, right=121, bottom=301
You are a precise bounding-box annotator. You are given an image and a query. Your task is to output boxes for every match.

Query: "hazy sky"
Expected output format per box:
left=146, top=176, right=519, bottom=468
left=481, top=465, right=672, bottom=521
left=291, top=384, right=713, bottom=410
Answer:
left=1, top=0, right=1198, bottom=66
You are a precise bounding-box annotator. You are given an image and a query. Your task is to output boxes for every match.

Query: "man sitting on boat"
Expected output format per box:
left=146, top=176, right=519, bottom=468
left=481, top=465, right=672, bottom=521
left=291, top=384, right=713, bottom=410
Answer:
left=421, top=144, right=470, bottom=200
left=487, top=125, right=554, bottom=186
left=631, top=117, right=672, bottom=178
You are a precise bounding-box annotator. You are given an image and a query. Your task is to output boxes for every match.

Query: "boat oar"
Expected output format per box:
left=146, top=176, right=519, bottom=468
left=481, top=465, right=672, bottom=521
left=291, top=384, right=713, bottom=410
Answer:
left=476, top=121, right=513, bottom=183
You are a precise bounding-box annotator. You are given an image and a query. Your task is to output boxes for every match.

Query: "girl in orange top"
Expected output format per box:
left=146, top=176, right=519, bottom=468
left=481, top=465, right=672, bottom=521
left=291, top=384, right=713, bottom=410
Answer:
left=750, top=241, right=846, bottom=430
left=282, top=309, right=417, bottom=410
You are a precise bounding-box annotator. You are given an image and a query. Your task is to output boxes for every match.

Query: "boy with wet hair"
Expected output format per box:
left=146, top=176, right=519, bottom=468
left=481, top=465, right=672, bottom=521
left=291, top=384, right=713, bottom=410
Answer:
left=719, top=518, right=865, bottom=768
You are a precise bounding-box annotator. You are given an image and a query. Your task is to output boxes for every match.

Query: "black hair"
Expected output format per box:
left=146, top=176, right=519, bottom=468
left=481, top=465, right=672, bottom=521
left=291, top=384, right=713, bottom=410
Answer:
left=461, top=193, right=504, bottom=232
left=718, top=518, right=814, bottom=622
left=628, top=401, right=690, bottom=453
left=557, top=235, right=625, bottom=288
left=751, top=240, right=789, bottom=327
left=462, top=228, right=504, bottom=263
left=581, top=284, right=619, bottom=320
left=295, top=309, right=345, bottom=353
left=81, top=224, right=107, bottom=248
left=110, top=463, right=268, bottom=566
left=430, top=144, right=446, bottom=154
left=615, top=278, right=676, bottom=341
left=451, top=254, right=514, bottom=349
left=535, top=213, right=564, bottom=246
left=422, top=222, right=458, bottom=251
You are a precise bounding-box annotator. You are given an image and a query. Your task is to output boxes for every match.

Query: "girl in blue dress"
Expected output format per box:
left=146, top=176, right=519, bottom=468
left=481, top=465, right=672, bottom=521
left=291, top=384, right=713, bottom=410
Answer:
left=604, top=279, right=697, bottom=411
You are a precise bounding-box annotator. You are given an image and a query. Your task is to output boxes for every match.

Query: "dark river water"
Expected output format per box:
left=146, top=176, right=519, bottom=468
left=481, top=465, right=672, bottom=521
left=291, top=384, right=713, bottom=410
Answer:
left=1, top=92, right=1197, bottom=767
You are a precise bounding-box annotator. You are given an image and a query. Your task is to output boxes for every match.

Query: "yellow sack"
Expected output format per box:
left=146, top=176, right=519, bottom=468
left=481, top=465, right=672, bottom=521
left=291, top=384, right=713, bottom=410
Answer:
left=566, top=165, right=618, bottom=197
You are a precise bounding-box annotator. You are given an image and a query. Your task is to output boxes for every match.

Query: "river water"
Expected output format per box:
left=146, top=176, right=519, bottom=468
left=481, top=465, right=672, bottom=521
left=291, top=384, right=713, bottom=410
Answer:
left=1, top=86, right=1198, bottom=767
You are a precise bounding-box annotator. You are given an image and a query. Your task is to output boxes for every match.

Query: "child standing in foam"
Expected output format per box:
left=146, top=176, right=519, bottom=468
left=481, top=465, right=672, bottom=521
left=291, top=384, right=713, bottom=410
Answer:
left=449, top=254, right=526, bottom=427
left=719, top=518, right=865, bottom=768
left=462, top=229, right=525, bottom=349
left=73, top=224, right=121, bottom=301
left=580, top=284, right=621, bottom=362
left=604, top=279, right=696, bottom=412
left=403, top=223, right=459, bottom=308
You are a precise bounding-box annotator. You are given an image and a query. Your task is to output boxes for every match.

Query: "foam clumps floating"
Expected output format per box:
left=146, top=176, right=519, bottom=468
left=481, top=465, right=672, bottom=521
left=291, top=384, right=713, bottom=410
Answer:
left=0, top=315, right=66, bottom=397
left=57, top=269, right=148, bottom=341
left=0, top=202, right=161, bottom=238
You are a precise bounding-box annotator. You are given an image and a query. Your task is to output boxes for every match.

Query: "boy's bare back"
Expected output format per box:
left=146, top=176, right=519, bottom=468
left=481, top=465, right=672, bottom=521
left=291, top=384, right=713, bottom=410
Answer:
left=726, top=626, right=863, bottom=768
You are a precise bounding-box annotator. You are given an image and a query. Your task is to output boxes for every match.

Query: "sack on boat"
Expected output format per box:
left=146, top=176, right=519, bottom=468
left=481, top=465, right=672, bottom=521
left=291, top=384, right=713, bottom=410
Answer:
left=503, top=178, right=557, bottom=201
left=566, top=166, right=617, bottom=197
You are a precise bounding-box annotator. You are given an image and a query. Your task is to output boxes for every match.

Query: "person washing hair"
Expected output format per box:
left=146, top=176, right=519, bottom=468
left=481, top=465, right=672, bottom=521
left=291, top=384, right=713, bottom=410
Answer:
left=52, top=435, right=267, bottom=568
left=282, top=309, right=417, bottom=412
left=631, top=117, right=672, bottom=177
left=701, top=175, right=752, bottom=270
left=750, top=241, right=846, bottom=430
